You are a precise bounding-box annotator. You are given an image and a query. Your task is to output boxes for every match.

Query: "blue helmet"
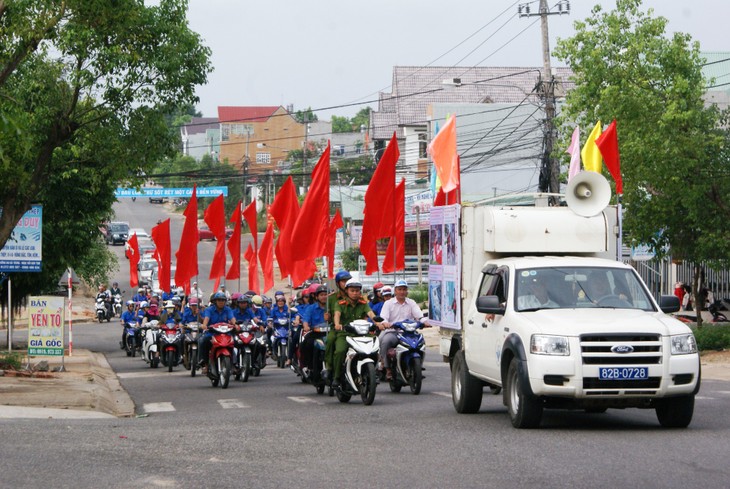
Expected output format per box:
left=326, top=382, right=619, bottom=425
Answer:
left=335, top=270, right=352, bottom=283
left=212, top=292, right=227, bottom=301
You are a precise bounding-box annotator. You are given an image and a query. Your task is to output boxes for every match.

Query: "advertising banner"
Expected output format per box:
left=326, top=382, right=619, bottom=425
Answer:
left=27, top=296, right=66, bottom=356
left=428, top=204, right=461, bottom=330
left=0, top=204, right=43, bottom=272
left=115, top=186, right=228, bottom=198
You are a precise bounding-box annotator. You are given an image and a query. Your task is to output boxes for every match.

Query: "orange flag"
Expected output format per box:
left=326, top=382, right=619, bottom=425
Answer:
left=427, top=115, right=459, bottom=193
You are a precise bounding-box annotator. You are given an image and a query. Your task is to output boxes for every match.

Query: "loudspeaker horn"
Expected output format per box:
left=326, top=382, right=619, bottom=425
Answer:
left=565, top=171, right=611, bottom=217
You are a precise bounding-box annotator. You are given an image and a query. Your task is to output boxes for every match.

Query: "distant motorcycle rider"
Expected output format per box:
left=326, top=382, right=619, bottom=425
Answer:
left=299, top=285, right=329, bottom=372
left=198, top=292, right=236, bottom=371
left=119, top=300, right=137, bottom=349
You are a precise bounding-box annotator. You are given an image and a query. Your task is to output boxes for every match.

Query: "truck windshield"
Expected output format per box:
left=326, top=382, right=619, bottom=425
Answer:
left=514, top=266, right=655, bottom=312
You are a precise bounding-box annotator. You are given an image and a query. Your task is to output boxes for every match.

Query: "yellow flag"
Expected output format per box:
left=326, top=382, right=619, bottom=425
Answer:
left=581, top=121, right=603, bottom=173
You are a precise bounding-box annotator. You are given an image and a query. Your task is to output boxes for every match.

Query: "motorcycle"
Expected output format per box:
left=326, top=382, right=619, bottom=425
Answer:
left=112, top=294, right=123, bottom=317
left=709, top=298, right=730, bottom=322
left=95, top=296, right=111, bottom=323
left=141, top=320, right=161, bottom=368
left=123, top=322, right=139, bottom=357
left=159, top=321, right=183, bottom=372
left=386, top=320, right=426, bottom=395
left=335, top=320, right=380, bottom=405
left=252, top=323, right=268, bottom=376
left=271, top=317, right=290, bottom=368
left=295, top=323, right=331, bottom=395
left=183, top=322, right=201, bottom=376
left=207, top=322, right=235, bottom=389
left=233, top=321, right=258, bottom=382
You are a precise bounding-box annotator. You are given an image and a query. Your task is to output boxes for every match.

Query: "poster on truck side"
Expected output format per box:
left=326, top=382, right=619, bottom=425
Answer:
left=428, top=205, right=461, bottom=330
left=27, top=296, right=65, bottom=356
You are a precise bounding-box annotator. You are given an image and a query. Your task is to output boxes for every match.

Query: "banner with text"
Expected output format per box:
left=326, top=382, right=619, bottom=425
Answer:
left=0, top=204, right=43, bottom=272
left=115, top=186, right=228, bottom=198
left=27, top=296, right=65, bottom=356
left=428, top=204, right=461, bottom=330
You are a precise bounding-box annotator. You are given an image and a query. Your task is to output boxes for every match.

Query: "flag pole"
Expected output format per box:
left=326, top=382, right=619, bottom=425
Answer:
left=616, top=194, right=623, bottom=262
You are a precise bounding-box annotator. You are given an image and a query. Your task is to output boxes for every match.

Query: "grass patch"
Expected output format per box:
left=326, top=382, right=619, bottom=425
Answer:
left=691, top=324, right=730, bottom=351
left=0, top=351, right=23, bottom=370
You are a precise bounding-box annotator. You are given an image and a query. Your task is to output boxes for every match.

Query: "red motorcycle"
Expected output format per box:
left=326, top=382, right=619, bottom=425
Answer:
left=208, top=323, right=235, bottom=389
left=159, top=321, right=183, bottom=373
left=234, top=320, right=258, bottom=382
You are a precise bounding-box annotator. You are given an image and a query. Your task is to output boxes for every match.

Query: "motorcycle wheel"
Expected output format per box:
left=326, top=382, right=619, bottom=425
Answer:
left=190, top=350, right=197, bottom=378
left=167, top=350, right=175, bottom=372
left=183, top=348, right=190, bottom=371
left=389, top=378, right=402, bottom=393
left=316, top=384, right=325, bottom=395
left=336, top=388, right=351, bottom=403
left=152, top=355, right=159, bottom=369
left=277, top=344, right=286, bottom=368
left=360, top=363, right=377, bottom=406
left=241, top=354, right=251, bottom=383
left=328, top=385, right=335, bottom=397
left=220, top=356, right=231, bottom=389
left=98, top=315, right=103, bottom=324
left=409, top=357, right=423, bottom=395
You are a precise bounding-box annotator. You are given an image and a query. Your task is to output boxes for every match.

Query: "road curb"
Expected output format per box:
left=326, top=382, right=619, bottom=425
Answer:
left=87, top=351, right=136, bottom=417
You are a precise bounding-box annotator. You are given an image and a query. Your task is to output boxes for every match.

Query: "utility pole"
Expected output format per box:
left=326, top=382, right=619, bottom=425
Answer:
left=301, top=113, right=309, bottom=193
left=519, top=0, right=570, bottom=197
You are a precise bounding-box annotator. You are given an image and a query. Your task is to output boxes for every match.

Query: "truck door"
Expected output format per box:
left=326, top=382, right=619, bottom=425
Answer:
left=465, top=266, right=508, bottom=383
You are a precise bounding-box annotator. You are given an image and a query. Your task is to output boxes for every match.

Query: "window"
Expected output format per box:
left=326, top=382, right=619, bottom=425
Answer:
left=418, top=132, right=428, bottom=159
left=256, top=152, right=271, bottom=165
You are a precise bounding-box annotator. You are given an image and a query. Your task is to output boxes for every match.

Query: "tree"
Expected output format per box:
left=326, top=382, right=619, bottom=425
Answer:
left=0, top=0, right=211, bottom=304
left=331, top=115, right=353, bottom=133
left=351, top=107, right=371, bottom=131
left=294, top=107, right=318, bottom=123
left=554, top=0, right=730, bottom=326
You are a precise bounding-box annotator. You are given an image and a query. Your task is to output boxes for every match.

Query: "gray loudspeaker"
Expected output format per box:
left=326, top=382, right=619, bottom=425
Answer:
left=565, top=171, right=611, bottom=217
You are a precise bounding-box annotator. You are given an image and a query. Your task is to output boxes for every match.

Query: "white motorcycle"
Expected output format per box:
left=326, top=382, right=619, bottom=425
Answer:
left=141, top=319, right=161, bottom=368
left=335, top=320, right=380, bottom=405
left=95, top=296, right=110, bottom=323
left=112, top=294, right=123, bottom=317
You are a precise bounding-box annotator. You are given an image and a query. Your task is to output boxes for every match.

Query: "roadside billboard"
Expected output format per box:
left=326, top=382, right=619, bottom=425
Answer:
left=27, top=296, right=66, bottom=357
left=0, top=204, right=43, bottom=272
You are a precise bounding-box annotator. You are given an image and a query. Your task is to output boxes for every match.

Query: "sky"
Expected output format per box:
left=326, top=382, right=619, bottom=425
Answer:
left=186, top=0, right=728, bottom=120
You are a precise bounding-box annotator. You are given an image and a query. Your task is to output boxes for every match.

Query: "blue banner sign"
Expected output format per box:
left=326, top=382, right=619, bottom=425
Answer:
left=115, top=186, right=228, bottom=198
left=0, top=204, right=43, bottom=272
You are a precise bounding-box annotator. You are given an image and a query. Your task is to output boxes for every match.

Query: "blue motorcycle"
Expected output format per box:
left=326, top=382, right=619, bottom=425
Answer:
left=271, top=317, right=290, bottom=369
left=387, top=320, right=426, bottom=395
left=123, top=322, right=138, bottom=357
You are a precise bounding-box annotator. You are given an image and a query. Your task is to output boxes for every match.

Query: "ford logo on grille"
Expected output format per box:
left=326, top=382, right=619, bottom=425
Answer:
left=611, top=344, right=634, bottom=354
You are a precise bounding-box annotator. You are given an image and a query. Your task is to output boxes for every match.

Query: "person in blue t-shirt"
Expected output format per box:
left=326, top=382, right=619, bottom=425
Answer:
left=132, top=288, right=147, bottom=304
left=261, top=296, right=273, bottom=318
left=252, top=295, right=268, bottom=324
left=181, top=297, right=202, bottom=325
left=233, top=295, right=256, bottom=324
left=299, top=285, right=330, bottom=371
left=371, top=286, right=392, bottom=316
left=120, top=300, right=138, bottom=349
left=197, top=292, right=236, bottom=370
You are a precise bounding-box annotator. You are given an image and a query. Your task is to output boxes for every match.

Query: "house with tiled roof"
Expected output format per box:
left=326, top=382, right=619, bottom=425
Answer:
left=181, top=117, right=219, bottom=161
left=217, top=106, right=304, bottom=172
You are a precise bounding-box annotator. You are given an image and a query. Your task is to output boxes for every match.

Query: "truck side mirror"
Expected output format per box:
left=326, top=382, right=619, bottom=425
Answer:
left=476, top=295, right=505, bottom=315
left=658, top=295, right=680, bottom=314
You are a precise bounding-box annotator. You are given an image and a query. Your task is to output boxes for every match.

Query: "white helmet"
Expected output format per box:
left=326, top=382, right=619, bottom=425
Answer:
left=345, top=278, right=362, bottom=289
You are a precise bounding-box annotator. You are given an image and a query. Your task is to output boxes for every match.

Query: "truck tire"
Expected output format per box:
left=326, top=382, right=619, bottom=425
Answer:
left=451, top=351, right=482, bottom=413
left=655, top=395, right=694, bottom=428
left=505, top=358, right=543, bottom=429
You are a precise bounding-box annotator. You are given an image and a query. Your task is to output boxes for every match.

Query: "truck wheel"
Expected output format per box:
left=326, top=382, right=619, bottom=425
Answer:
left=451, top=351, right=482, bottom=414
left=505, top=358, right=542, bottom=429
left=655, top=395, right=694, bottom=428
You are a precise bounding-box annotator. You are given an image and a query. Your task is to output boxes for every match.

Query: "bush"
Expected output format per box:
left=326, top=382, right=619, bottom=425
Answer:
left=0, top=351, right=23, bottom=371
left=408, top=284, right=428, bottom=307
left=340, top=246, right=360, bottom=272
left=692, top=324, right=730, bottom=351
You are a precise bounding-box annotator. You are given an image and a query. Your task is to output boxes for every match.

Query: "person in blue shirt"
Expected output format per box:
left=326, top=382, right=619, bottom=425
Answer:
left=197, top=292, right=236, bottom=371
left=252, top=295, right=268, bottom=324
left=233, top=295, right=256, bottom=324
left=299, top=285, right=329, bottom=372
left=120, top=300, right=138, bottom=349
left=261, top=296, right=273, bottom=318
left=371, top=286, right=392, bottom=316
left=270, top=293, right=290, bottom=322
left=161, top=289, right=175, bottom=302
left=181, top=297, right=202, bottom=325
left=132, top=288, right=147, bottom=304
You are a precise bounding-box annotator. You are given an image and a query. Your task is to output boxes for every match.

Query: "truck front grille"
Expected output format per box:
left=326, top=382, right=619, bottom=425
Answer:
left=580, top=333, right=662, bottom=365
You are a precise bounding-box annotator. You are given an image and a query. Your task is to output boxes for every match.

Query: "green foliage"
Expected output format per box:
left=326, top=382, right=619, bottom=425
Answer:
left=340, top=246, right=360, bottom=272
left=331, top=115, right=353, bottom=133
left=351, top=108, right=371, bottom=131
left=554, top=0, right=729, bottom=268
left=331, top=108, right=372, bottom=133
left=692, top=324, right=730, bottom=351
left=408, top=284, right=428, bottom=307
left=0, top=351, right=23, bottom=371
left=294, top=107, right=318, bottom=123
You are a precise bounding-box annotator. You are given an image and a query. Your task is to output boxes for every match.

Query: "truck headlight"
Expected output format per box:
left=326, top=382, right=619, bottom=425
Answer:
left=670, top=334, right=697, bottom=355
left=531, top=335, right=570, bottom=356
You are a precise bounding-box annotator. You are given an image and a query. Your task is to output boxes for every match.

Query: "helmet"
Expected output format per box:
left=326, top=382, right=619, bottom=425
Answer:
left=393, top=279, right=409, bottom=289
left=138, top=288, right=144, bottom=293
left=140, top=301, right=149, bottom=308
left=113, top=282, right=118, bottom=286
left=381, top=286, right=393, bottom=297
left=245, top=290, right=256, bottom=297
left=188, top=297, right=199, bottom=306
left=274, top=290, right=285, bottom=298
left=172, top=297, right=181, bottom=305
left=315, top=285, right=328, bottom=295
left=373, top=282, right=384, bottom=292
left=164, top=300, right=175, bottom=309
left=307, top=284, right=320, bottom=296
left=263, top=296, right=272, bottom=304
left=252, top=295, right=263, bottom=306
left=231, top=292, right=242, bottom=301
left=345, top=278, right=362, bottom=289
left=335, top=271, right=352, bottom=283
left=212, top=292, right=227, bottom=301
left=150, top=297, right=158, bottom=305
left=236, top=295, right=250, bottom=304
left=126, top=300, right=134, bottom=306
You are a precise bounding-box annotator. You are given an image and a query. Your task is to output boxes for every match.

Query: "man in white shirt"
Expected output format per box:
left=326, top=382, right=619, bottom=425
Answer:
left=378, top=279, right=427, bottom=380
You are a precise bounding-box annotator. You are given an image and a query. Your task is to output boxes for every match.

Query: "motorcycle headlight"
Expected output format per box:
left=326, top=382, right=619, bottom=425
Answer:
left=530, top=335, right=570, bottom=356
left=670, top=334, right=697, bottom=355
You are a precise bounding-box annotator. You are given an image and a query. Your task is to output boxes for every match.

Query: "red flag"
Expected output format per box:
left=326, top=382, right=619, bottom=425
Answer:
left=258, top=222, right=274, bottom=293
left=290, top=143, right=330, bottom=262
left=326, top=210, right=344, bottom=279
left=244, top=243, right=260, bottom=293
left=204, top=194, right=227, bottom=282
left=291, top=259, right=317, bottom=289
left=127, top=233, right=140, bottom=288
left=595, top=119, right=623, bottom=194
left=434, top=156, right=462, bottom=206
left=269, top=176, right=300, bottom=279
left=226, top=201, right=242, bottom=280
left=243, top=200, right=258, bottom=253
left=151, top=219, right=171, bottom=292
left=175, top=186, right=199, bottom=293
left=382, top=179, right=405, bottom=274
left=427, top=115, right=459, bottom=193
left=361, top=132, right=398, bottom=275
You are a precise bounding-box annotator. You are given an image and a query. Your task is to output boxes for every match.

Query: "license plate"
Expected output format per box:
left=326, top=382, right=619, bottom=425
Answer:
left=598, top=367, right=649, bottom=380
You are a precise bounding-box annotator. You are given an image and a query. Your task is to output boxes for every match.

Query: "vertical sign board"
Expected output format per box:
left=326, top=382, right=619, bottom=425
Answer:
left=27, top=296, right=65, bottom=356
left=0, top=204, right=43, bottom=272
left=428, top=204, right=461, bottom=330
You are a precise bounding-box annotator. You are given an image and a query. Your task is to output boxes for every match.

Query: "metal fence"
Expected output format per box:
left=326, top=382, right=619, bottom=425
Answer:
left=356, top=255, right=429, bottom=289
left=628, top=257, right=730, bottom=300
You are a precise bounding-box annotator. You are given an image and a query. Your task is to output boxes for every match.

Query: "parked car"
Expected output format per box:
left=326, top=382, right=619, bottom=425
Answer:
left=198, top=226, right=234, bottom=241
left=104, top=221, right=130, bottom=245
left=151, top=266, right=177, bottom=292
left=129, top=228, right=149, bottom=239
left=138, top=258, right=158, bottom=285
left=148, top=196, right=168, bottom=204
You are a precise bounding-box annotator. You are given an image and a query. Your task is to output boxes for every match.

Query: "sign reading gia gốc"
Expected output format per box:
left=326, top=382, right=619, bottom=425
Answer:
left=27, top=296, right=65, bottom=356
left=0, top=204, right=43, bottom=272
left=115, top=186, right=228, bottom=198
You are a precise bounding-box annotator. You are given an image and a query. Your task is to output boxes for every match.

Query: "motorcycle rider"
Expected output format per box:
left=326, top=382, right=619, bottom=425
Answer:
left=330, top=278, right=381, bottom=388
left=379, top=279, right=427, bottom=381
left=119, top=300, right=137, bottom=349
left=368, top=282, right=385, bottom=315
left=299, top=285, right=329, bottom=373
left=109, top=281, right=122, bottom=299
left=261, top=296, right=273, bottom=318
left=252, top=295, right=268, bottom=324
left=132, top=287, right=147, bottom=304
left=97, top=284, right=113, bottom=320
left=181, top=297, right=202, bottom=325
left=324, top=271, right=352, bottom=380
left=198, top=292, right=237, bottom=373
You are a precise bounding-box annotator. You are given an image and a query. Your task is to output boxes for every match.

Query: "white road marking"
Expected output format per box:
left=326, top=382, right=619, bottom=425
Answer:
left=143, top=402, right=175, bottom=413
left=218, top=399, right=250, bottom=409
left=287, top=396, right=324, bottom=405
left=423, top=361, right=449, bottom=368
left=118, top=370, right=188, bottom=379
left=717, top=391, right=730, bottom=395
left=695, top=396, right=716, bottom=400
left=433, top=391, right=452, bottom=398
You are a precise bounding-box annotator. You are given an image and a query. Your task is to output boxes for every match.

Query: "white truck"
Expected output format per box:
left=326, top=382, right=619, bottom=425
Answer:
left=439, top=174, right=700, bottom=428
